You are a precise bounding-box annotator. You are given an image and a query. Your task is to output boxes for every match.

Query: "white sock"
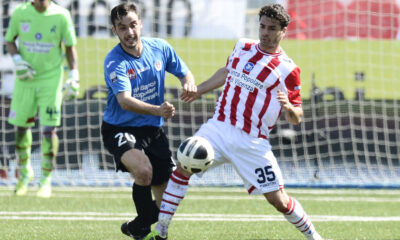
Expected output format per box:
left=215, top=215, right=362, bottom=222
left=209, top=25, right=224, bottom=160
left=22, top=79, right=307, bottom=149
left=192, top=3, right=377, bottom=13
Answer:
left=155, top=170, right=190, bottom=237
left=283, top=196, right=317, bottom=238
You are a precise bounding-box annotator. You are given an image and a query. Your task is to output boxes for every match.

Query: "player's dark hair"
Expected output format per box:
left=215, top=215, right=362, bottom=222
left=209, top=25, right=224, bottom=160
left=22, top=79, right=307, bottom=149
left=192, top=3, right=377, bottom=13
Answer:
left=111, top=3, right=140, bottom=26
left=259, top=4, right=290, bottom=29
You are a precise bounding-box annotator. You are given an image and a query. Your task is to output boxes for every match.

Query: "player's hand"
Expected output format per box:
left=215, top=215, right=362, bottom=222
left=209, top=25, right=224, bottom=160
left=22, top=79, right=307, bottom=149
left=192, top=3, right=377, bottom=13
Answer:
left=180, top=82, right=198, bottom=103
left=63, top=69, right=80, bottom=100
left=277, top=90, right=291, bottom=111
left=159, top=101, right=175, bottom=119
left=13, top=54, right=36, bottom=81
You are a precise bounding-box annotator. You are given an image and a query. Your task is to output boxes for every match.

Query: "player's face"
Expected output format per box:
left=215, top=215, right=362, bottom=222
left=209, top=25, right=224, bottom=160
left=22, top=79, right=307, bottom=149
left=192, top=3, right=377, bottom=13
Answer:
left=258, top=16, right=287, bottom=53
left=112, top=11, right=142, bottom=52
left=33, top=0, right=50, bottom=12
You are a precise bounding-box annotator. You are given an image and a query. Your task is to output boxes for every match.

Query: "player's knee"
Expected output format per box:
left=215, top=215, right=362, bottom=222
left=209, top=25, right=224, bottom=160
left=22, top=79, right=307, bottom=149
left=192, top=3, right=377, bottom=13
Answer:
left=134, top=165, right=153, bottom=185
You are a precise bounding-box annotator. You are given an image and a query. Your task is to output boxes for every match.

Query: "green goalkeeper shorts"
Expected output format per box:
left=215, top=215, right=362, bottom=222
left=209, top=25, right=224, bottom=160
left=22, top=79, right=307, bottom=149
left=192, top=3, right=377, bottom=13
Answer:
left=8, top=80, right=63, bottom=127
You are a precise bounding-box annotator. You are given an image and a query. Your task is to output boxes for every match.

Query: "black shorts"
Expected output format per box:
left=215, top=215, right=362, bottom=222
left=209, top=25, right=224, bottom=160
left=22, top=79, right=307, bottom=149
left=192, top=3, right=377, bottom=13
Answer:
left=101, top=121, right=174, bottom=185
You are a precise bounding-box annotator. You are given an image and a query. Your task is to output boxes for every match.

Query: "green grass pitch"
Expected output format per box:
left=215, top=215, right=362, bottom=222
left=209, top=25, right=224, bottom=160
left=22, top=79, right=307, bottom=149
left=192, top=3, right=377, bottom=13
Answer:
left=1, top=187, right=400, bottom=239
left=75, top=37, right=400, bottom=100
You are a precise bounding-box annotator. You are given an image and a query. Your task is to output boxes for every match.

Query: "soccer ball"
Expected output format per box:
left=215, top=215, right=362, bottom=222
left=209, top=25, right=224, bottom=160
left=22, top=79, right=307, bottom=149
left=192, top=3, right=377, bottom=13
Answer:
left=177, top=136, right=214, bottom=174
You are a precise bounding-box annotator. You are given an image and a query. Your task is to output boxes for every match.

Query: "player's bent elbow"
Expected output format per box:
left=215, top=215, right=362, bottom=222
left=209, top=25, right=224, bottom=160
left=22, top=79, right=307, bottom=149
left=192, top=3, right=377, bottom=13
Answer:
left=118, top=100, right=130, bottom=111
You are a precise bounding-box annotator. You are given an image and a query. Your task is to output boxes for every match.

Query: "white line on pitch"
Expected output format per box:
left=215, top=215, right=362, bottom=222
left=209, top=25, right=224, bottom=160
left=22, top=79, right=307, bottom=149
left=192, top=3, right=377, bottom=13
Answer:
left=1, top=187, right=400, bottom=195
left=0, top=212, right=400, bottom=222
left=0, top=192, right=399, bottom=202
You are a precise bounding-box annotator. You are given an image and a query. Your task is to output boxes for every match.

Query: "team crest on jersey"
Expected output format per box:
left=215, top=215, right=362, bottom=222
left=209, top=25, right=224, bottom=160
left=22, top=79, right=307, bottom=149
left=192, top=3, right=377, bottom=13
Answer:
left=127, top=69, right=137, bottom=80
left=244, top=62, right=255, bottom=72
left=21, top=23, right=30, bottom=32
left=155, top=60, right=162, bottom=71
left=35, top=32, right=42, bottom=40
left=110, top=71, right=117, bottom=83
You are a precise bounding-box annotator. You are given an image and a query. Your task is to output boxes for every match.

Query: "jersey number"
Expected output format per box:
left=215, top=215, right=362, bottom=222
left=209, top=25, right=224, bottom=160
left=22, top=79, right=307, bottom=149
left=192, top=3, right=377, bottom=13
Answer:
left=255, top=166, right=276, bottom=184
left=115, top=132, right=136, bottom=147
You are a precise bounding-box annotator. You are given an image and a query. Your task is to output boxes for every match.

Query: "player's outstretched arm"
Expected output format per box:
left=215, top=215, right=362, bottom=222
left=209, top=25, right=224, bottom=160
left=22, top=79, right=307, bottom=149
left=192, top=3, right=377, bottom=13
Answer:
left=195, top=67, right=228, bottom=98
left=179, top=70, right=197, bottom=103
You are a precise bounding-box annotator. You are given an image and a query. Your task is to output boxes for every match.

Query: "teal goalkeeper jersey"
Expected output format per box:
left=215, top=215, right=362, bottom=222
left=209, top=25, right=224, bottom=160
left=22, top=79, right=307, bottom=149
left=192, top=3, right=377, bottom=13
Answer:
left=5, top=2, right=76, bottom=84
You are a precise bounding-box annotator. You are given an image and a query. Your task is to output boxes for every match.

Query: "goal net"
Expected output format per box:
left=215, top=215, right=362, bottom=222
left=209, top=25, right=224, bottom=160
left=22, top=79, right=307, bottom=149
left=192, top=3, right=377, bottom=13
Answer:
left=0, top=0, right=399, bottom=188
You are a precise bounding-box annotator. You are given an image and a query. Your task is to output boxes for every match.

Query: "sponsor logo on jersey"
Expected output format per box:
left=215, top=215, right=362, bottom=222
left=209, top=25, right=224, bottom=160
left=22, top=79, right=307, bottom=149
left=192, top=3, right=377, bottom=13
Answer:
left=282, top=57, right=292, bottom=63
left=294, top=85, right=301, bottom=90
left=50, top=25, right=56, bottom=33
left=137, top=66, right=150, bottom=74
left=35, top=32, right=42, bottom=40
left=127, top=69, right=136, bottom=80
left=110, top=71, right=117, bottom=83
left=106, top=60, right=115, bottom=68
left=244, top=62, right=255, bottom=72
left=155, top=60, right=162, bottom=71
left=9, top=110, right=16, bottom=120
left=21, top=23, right=30, bottom=33
left=239, top=51, right=247, bottom=57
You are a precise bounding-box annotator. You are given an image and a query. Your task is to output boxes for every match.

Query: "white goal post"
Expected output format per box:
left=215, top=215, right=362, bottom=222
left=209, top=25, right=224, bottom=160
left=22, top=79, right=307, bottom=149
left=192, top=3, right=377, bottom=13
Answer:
left=0, top=0, right=399, bottom=188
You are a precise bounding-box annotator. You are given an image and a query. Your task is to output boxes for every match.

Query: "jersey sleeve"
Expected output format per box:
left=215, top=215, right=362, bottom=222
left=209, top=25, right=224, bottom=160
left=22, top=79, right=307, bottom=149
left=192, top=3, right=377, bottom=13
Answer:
left=226, top=39, right=256, bottom=71
left=5, top=6, right=20, bottom=42
left=61, top=10, right=77, bottom=46
left=225, top=40, right=241, bottom=71
left=104, top=57, right=131, bottom=96
left=162, top=40, right=188, bottom=78
left=285, top=67, right=302, bottom=106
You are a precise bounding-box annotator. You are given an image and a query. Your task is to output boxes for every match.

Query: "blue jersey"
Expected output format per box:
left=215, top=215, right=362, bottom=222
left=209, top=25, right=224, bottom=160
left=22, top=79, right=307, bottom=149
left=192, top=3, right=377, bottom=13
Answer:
left=103, top=38, right=188, bottom=127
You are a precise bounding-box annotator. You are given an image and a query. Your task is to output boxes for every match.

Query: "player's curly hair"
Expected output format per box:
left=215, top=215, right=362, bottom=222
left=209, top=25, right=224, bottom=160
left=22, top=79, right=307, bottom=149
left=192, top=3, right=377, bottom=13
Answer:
left=259, top=4, right=290, bottom=29
left=111, top=3, right=140, bottom=26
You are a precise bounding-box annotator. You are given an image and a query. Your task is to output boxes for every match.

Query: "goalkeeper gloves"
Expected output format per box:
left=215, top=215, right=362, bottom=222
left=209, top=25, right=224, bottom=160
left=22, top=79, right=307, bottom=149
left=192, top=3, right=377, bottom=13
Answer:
left=13, top=54, right=36, bottom=81
left=63, top=69, right=80, bottom=100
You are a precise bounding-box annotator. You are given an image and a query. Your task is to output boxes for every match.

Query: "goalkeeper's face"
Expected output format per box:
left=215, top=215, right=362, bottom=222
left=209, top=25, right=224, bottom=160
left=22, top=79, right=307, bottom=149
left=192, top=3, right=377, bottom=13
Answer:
left=258, top=16, right=287, bottom=53
left=112, top=11, right=143, bottom=51
left=33, top=0, right=50, bottom=12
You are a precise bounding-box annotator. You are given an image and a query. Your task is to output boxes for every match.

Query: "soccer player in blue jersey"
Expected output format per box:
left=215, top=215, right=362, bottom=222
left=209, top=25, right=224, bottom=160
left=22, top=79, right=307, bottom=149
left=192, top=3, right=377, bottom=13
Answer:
left=101, top=3, right=197, bottom=240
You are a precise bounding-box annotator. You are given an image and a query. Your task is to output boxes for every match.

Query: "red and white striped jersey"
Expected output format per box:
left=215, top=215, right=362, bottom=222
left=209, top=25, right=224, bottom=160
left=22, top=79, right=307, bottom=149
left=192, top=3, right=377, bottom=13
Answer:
left=213, top=38, right=302, bottom=139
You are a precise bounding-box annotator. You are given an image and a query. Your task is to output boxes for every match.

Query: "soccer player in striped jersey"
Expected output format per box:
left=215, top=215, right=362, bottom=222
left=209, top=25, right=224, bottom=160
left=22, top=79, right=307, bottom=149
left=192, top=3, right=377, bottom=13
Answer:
left=145, top=4, right=323, bottom=240
left=101, top=3, right=197, bottom=240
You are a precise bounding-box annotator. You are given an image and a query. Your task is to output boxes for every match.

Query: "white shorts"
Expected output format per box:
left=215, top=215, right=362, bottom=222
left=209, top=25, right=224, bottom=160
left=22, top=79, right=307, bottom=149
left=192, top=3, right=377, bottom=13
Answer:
left=195, top=118, right=284, bottom=195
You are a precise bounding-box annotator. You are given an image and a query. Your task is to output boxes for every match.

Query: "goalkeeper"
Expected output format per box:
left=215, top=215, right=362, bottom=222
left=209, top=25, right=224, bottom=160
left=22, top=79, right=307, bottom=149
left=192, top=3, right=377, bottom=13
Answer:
left=5, top=0, right=79, bottom=198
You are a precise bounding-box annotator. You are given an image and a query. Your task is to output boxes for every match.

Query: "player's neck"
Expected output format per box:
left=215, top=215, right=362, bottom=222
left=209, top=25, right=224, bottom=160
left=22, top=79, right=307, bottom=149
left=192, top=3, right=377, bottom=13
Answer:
left=121, top=41, right=143, bottom=58
left=259, top=45, right=281, bottom=54
left=32, top=1, right=50, bottom=13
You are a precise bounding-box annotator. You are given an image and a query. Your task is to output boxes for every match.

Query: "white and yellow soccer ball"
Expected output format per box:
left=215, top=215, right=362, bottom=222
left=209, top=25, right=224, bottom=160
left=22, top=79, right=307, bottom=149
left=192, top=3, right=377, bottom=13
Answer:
left=177, top=136, right=214, bottom=174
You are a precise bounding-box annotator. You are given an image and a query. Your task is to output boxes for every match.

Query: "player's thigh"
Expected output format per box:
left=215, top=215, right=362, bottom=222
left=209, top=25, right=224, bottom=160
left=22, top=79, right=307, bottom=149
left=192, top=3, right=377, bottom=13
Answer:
left=37, top=85, right=63, bottom=126
left=226, top=132, right=284, bottom=195
left=8, top=85, right=37, bottom=127
left=101, top=122, right=142, bottom=172
left=121, top=148, right=152, bottom=175
left=194, top=119, right=229, bottom=168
